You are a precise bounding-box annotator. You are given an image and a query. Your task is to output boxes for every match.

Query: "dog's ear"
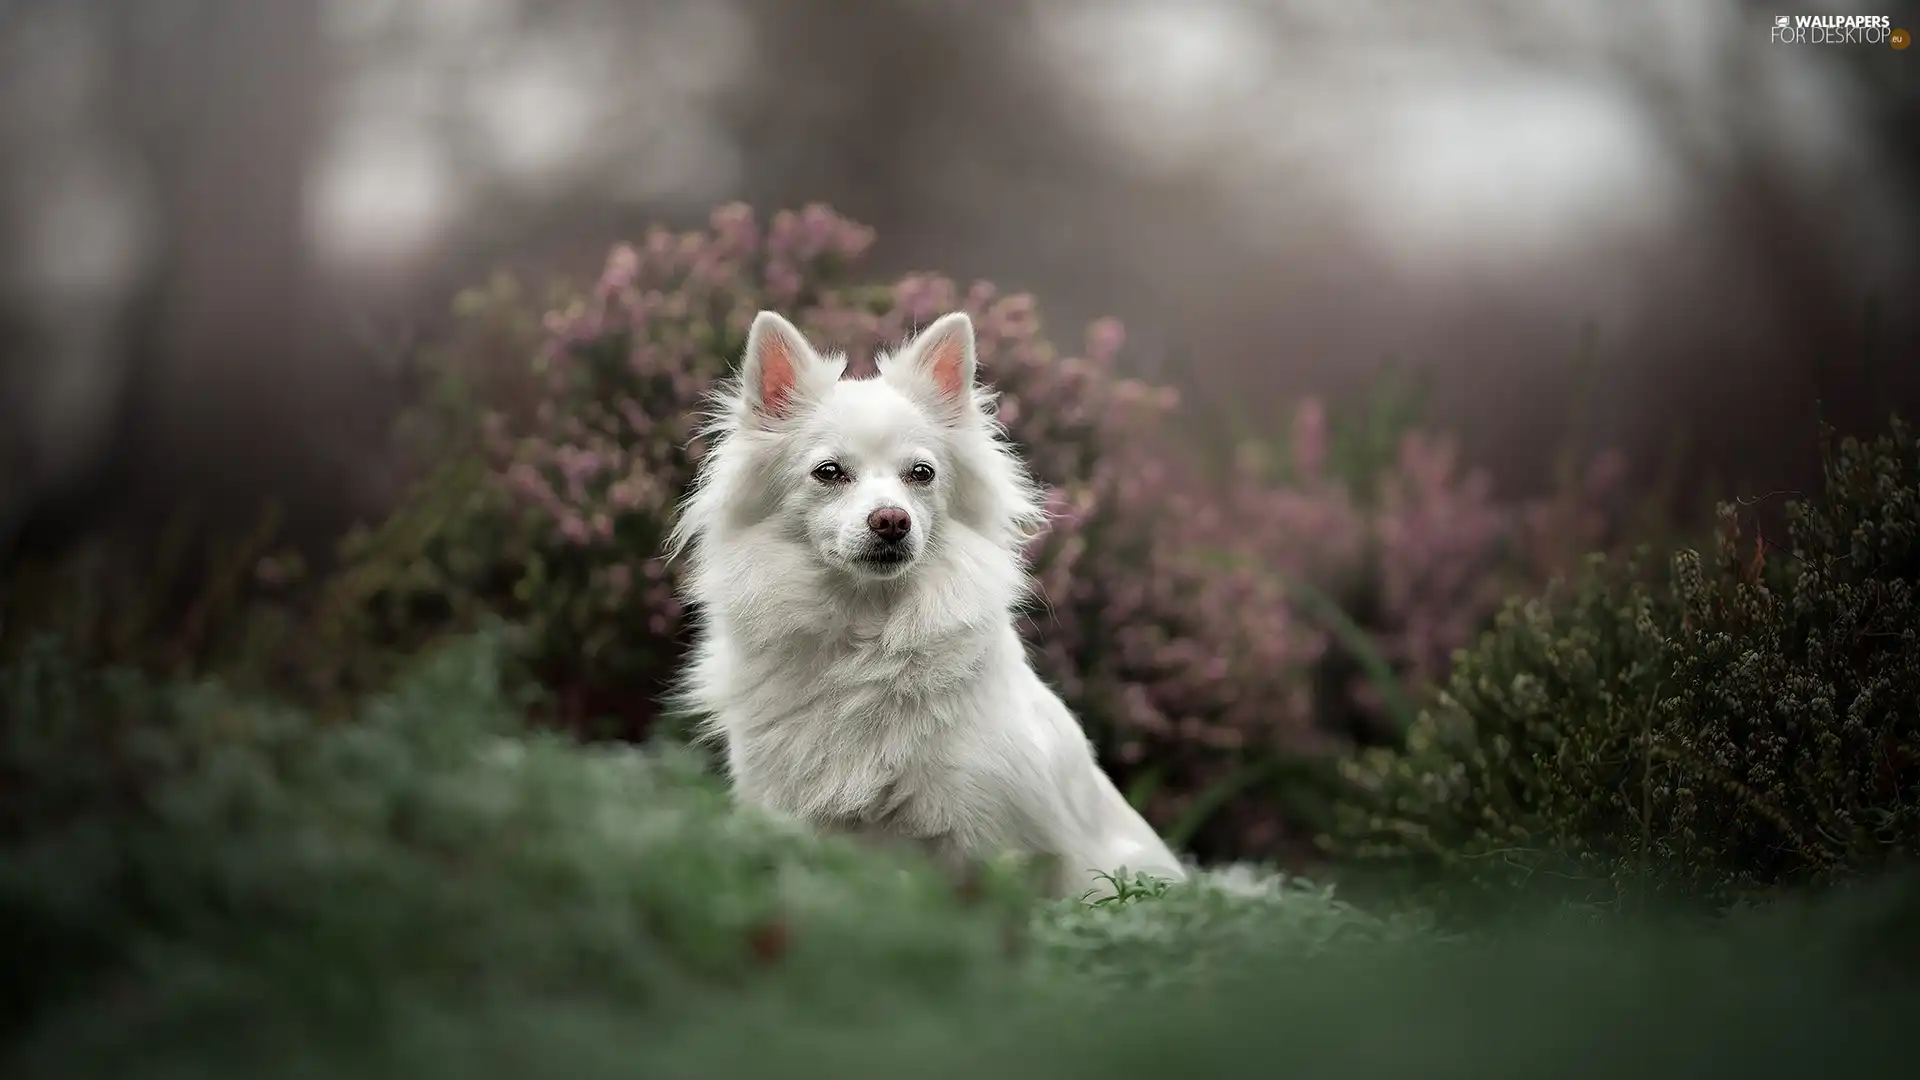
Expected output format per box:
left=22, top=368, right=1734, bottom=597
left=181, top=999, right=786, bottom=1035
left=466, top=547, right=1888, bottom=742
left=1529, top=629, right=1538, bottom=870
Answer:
left=892, top=312, right=977, bottom=419
left=739, top=311, right=815, bottom=424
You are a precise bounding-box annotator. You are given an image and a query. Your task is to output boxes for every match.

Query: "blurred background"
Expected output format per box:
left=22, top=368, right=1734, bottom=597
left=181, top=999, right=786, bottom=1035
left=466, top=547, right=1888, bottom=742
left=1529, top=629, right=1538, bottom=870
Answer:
left=5, top=9, right=1920, bottom=1065
left=4, top=0, right=1917, bottom=557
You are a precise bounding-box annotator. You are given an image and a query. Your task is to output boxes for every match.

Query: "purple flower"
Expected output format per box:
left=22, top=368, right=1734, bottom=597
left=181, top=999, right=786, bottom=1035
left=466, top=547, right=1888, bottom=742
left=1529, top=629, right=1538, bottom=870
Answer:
left=1085, top=318, right=1126, bottom=365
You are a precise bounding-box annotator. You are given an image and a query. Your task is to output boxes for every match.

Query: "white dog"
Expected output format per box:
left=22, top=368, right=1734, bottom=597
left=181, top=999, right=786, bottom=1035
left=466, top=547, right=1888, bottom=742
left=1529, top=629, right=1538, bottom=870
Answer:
left=667, top=309, right=1187, bottom=897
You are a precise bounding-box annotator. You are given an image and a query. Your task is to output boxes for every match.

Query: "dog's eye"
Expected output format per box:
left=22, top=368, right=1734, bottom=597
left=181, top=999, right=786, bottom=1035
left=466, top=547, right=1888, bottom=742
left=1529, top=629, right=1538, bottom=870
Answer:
left=906, top=463, right=936, bottom=484
left=811, top=462, right=847, bottom=483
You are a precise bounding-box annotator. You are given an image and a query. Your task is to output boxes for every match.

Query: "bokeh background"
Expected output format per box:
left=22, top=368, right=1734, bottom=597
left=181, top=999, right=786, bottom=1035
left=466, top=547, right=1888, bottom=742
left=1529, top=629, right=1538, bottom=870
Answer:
left=5, top=0, right=1918, bottom=554
left=6, top=8, right=1920, bottom=1071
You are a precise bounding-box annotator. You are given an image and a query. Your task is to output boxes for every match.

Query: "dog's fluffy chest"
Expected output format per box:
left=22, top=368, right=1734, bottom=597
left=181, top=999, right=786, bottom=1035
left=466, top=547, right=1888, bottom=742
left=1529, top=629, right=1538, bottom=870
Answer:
left=710, top=627, right=1025, bottom=845
left=738, top=711, right=962, bottom=838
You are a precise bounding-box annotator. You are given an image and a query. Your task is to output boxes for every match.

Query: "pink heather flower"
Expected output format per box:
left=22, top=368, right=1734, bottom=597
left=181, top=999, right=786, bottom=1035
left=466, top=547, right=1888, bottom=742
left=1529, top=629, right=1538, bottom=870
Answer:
left=834, top=222, right=876, bottom=261
left=765, top=210, right=799, bottom=258
left=643, top=228, right=676, bottom=262
left=710, top=202, right=759, bottom=258
left=556, top=512, right=593, bottom=546
left=965, top=280, right=999, bottom=313
left=991, top=294, right=1039, bottom=339
left=553, top=446, right=609, bottom=502
left=799, top=203, right=839, bottom=258
left=764, top=261, right=803, bottom=304
left=1085, top=317, right=1126, bottom=365
left=600, top=244, right=640, bottom=296
left=892, top=274, right=959, bottom=328
left=690, top=254, right=734, bottom=290
left=502, top=461, right=565, bottom=516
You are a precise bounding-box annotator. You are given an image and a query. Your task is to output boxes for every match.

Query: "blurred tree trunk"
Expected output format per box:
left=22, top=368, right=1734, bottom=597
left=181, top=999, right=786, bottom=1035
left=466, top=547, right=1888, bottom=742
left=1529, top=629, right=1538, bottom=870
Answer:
left=115, top=0, right=328, bottom=521
left=10, top=0, right=332, bottom=554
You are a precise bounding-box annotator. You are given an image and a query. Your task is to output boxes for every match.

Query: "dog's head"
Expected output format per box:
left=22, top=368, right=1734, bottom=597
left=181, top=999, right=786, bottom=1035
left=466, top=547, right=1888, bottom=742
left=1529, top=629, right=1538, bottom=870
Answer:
left=673, top=310, right=1043, bottom=586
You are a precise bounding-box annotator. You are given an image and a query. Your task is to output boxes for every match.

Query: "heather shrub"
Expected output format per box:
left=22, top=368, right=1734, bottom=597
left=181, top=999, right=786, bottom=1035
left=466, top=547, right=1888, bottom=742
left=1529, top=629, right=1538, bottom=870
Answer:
left=1326, top=417, right=1920, bottom=908
left=322, top=204, right=1338, bottom=841
left=1322, top=551, right=1672, bottom=905
left=320, top=202, right=1625, bottom=861
left=1223, top=388, right=1626, bottom=754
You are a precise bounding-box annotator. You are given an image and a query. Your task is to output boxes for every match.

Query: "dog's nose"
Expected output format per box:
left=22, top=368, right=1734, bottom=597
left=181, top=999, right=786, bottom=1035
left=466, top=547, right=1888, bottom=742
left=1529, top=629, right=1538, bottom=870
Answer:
left=867, top=506, right=912, bottom=543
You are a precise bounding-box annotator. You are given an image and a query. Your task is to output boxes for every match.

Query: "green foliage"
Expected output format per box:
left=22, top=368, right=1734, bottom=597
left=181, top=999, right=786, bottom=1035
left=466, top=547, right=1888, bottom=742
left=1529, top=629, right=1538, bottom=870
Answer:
left=1328, top=361, right=1432, bottom=504
left=1660, top=420, right=1920, bottom=890
left=7, top=632, right=1920, bottom=1080
left=295, top=273, right=572, bottom=707
left=1228, top=359, right=1429, bottom=499
left=1036, top=867, right=1437, bottom=993
left=1323, top=552, right=1672, bottom=905
left=1326, top=418, right=1920, bottom=908
left=0, top=623, right=1460, bottom=1077
left=308, top=455, right=525, bottom=698
left=0, top=628, right=1037, bottom=1044
left=0, top=506, right=301, bottom=682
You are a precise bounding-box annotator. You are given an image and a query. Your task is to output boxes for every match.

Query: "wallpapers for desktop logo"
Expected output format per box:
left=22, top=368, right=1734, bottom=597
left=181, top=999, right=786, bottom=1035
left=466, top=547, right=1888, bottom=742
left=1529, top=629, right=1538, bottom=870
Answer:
left=1770, top=14, right=1907, bottom=46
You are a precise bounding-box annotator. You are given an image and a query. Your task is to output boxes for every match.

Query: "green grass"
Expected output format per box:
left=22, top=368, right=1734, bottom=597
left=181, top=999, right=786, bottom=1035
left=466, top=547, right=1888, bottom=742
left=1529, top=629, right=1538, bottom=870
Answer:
left=3, top=630, right=1917, bottom=1079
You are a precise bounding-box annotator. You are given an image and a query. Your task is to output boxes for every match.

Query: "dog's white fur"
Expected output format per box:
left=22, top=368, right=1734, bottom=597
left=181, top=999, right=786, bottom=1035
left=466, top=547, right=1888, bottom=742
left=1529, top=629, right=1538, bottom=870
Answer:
left=666, top=310, right=1186, bottom=897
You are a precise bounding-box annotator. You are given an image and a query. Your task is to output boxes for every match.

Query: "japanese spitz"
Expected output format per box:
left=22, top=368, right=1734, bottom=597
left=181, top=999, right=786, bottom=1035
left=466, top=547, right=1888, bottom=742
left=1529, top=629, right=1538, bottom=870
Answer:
left=667, top=310, right=1187, bottom=897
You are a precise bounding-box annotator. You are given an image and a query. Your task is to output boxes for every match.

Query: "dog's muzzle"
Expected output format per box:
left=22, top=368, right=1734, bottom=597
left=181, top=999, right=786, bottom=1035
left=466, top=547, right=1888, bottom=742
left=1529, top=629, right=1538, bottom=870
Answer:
left=857, top=506, right=914, bottom=567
